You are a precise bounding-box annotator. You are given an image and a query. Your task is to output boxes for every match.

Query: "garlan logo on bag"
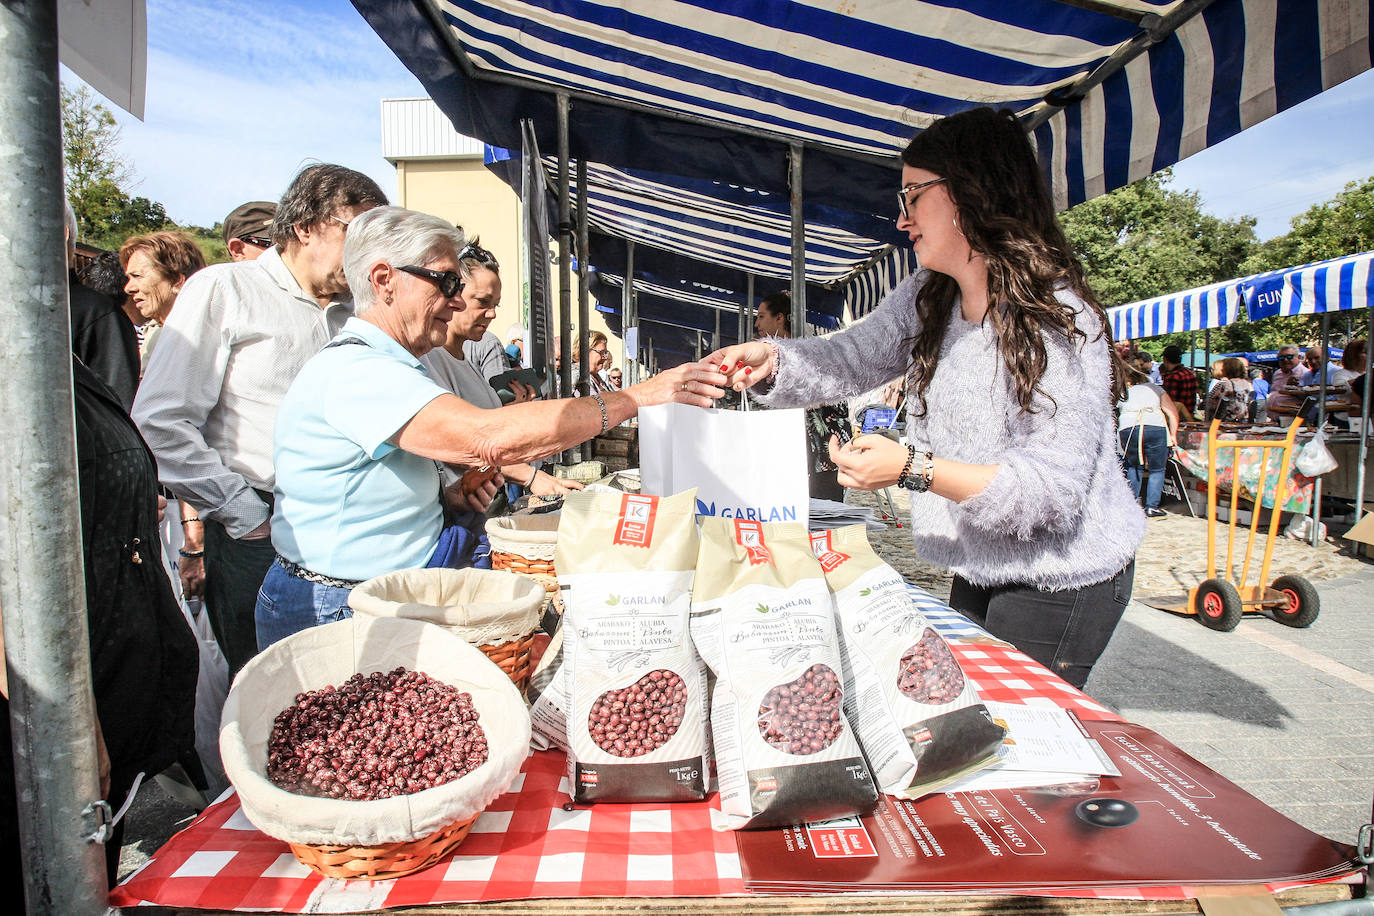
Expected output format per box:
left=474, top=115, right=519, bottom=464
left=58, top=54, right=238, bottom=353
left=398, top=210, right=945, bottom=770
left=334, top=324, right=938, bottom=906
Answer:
left=808, top=530, right=850, bottom=573
left=613, top=494, right=658, bottom=547
left=734, top=520, right=772, bottom=566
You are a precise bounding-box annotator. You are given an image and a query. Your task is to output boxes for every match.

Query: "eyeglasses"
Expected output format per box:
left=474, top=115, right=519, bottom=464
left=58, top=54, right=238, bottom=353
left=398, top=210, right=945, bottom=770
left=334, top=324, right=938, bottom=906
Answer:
left=458, top=242, right=499, bottom=270
left=590, top=347, right=610, bottom=358
left=897, top=177, right=947, bottom=221
left=1278, top=353, right=1298, bottom=361
left=238, top=235, right=272, bottom=249
left=397, top=264, right=465, bottom=298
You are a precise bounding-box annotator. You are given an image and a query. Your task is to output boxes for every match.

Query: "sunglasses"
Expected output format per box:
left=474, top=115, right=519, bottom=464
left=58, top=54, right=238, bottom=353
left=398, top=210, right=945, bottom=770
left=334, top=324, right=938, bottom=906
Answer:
left=897, top=177, right=947, bottom=221
left=238, top=235, right=272, bottom=249
left=397, top=264, right=465, bottom=298
left=459, top=242, right=500, bottom=270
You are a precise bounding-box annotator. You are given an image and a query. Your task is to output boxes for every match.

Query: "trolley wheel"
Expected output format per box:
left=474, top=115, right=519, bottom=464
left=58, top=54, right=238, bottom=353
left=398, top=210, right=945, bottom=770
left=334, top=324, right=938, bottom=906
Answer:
left=1194, top=579, right=1243, bottom=631
left=1270, top=575, right=1320, bottom=628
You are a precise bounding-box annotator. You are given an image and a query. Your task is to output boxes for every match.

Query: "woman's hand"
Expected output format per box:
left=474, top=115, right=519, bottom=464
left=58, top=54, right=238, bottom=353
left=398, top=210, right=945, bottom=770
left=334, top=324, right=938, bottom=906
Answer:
left=700, top=341, right=774, bottom=392
left=508, top=379, right=537, bottom=404
left=449, top=467, right=503, bottom=514
left=626, top=363, right=726, bottom=409
left=828, top=433, right=909, bottom=490
left=530, top=471, right=584, bottom=498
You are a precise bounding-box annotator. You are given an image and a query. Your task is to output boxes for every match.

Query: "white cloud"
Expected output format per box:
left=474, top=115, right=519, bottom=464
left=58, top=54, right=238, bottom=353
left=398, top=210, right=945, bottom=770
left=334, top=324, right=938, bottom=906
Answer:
left=68, top=0, right=426, bottom=226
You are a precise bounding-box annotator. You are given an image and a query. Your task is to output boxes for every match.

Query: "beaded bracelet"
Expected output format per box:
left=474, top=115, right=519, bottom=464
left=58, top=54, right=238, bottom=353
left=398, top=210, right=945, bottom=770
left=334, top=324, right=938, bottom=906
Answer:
left=180, top=516, right=201, bottom=525
left=590, top=389, right=609, bottom=433
left=178, top=548, right=204, bottom=559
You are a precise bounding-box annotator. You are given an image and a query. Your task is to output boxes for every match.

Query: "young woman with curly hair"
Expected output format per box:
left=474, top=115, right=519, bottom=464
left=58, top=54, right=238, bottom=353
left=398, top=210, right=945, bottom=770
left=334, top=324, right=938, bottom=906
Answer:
left=705, top=107, right=1143, bottom=689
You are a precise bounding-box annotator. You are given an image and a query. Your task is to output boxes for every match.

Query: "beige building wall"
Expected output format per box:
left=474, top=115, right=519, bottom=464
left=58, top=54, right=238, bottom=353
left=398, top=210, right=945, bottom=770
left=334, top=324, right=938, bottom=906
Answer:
left=390, top=156, right=624, bottom=374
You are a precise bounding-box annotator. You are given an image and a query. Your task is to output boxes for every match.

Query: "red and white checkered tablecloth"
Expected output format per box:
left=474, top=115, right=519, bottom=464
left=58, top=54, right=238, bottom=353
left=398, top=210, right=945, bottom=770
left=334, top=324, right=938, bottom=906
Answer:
left=112, top=750, right=744, bottom=911
left=111, top=586, right=1355, bottom=911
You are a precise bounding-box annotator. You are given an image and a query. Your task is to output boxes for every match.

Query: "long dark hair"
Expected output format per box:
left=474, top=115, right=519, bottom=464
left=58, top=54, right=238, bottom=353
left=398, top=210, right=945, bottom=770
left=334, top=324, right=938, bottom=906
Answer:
left=901, top=107, right=1126, bottom=416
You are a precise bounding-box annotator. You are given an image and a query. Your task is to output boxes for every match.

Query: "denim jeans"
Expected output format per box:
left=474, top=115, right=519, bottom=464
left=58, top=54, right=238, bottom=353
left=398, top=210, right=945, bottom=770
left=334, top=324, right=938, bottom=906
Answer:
left=203, top=518, right=277, bottom=677
left=254, top=560, right=355, bottom=652
left=1119, top=426, right=1169, bottom=510
left=948, top=561, right=1135, bottom=690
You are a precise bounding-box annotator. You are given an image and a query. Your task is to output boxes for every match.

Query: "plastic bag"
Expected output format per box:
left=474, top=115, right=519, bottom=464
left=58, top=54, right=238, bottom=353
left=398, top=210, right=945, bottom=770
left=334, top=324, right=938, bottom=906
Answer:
left=1295, top=429, right=1338, bottom=477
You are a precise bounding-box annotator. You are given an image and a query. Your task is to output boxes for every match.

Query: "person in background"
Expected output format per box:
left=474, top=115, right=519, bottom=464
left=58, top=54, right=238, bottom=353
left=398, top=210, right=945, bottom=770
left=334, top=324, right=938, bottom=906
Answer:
left=1249, top=367, right=1270, bottom=401
left=133, top=164, right=389, bottom=677
left=1206, top=359, right=1226, bottom=393
left=608, top=366, right=623, bottom=389
left=1333, top=340, right=1367, bottom=429
left=222, top=201, right=277, bottom=262
left=1137, top=348, right=1162, bottom=385
left=576, top=330, right=614, bottom=394
left=119, top=230, right=207, bottom=372
left=258, top=207, right=722, bottom=645
left=1298, top=346, right=1338, bottom=386
left=1117, top=365, right=1180, bottom=518
left=419, top=240, right=576, bottom=499
left=706, top=106, right=1142, bottom=690
left=1267, top=344, right=1304, bottom=414
left=504, top=325, right=524, bottom=368
left=64, top=201, right=140, bottom=410
left=1204, top=356, right=1256, bottom=422
left=1159, top=345, right=1198, bottom=420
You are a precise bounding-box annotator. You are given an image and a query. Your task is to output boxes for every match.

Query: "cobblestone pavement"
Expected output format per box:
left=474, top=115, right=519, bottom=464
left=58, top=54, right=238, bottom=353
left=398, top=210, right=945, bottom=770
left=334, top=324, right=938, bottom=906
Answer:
left=851, top=487, right=1374, bottom=845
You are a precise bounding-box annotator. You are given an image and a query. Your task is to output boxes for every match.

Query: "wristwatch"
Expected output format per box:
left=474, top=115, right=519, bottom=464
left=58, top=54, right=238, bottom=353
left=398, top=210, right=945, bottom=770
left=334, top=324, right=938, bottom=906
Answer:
left=896, top=445, right=934, bottom=492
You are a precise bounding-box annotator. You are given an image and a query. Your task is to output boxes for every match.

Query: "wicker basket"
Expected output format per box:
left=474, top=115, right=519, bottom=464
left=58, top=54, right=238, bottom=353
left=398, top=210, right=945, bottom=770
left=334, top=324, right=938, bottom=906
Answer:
left=288, top=812, right=479, bottom=880
left=485, top=513, right=562, bottom=622
left=348, top=569, right=543, bottom=691
left=219, top=617, right=531, bottom=880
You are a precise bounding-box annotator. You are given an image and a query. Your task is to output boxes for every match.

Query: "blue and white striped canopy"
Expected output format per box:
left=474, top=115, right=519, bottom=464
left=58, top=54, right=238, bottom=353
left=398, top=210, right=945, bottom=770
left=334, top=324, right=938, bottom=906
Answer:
left=1109, top=249, right=1374, bottom=339
left=1108, top=276, right=1247, bottom=340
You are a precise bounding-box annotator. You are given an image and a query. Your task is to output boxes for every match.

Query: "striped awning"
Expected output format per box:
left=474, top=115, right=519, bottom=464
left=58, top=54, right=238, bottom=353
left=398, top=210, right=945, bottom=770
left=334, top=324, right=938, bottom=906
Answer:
left=1108, top=249, right=1374, bottom=340
left=356, top=0, right=1371, bottom=216
left=844, top=247, right=919, bottom=322
left=1108, top=276, right=1247, bottom=340
left=1244, top=250, right=1374, bottom=319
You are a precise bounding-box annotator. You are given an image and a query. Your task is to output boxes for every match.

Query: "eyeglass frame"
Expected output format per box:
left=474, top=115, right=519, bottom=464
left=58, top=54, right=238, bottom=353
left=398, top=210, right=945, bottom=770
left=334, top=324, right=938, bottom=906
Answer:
left=589, top=346, right=611, bottom=358
left=236, top=234, right=273, bottom=249
left=1277, top=352, right=1299, bottom=361
left=329, top=214, right=354, bottom=230
left=897, top=177, right=948, bottom=222
left=396, top=264, right=465, bottom=298
left=458, top=241, right=500, bottom=270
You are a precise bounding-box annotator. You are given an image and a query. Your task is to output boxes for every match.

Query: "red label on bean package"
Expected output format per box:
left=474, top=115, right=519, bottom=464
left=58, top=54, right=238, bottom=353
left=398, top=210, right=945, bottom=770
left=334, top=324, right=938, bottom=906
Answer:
left=756, top=776, right=778, bottom=792
left=735, top=520, right=772, bottom=566
left=579, top=770, right=599, bottom=785
left=808, top=530, right=849, bottom=572
left=613, top=494, right=658, bottom=547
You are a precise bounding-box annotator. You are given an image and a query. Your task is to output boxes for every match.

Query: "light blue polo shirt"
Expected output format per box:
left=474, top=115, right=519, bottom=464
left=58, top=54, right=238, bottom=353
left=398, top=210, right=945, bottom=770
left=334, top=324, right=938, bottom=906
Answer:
left=271, top=317, right=450, bottom=580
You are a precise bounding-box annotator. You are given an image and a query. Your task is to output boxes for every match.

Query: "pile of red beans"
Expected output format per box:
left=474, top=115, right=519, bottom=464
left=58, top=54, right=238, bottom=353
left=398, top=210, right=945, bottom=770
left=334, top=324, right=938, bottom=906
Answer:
left=266, top=667, right=488, bottom=800
left=756, top=663, right=844, bottom=755
left=587, top=668, right=686, bottom=757
left=897, top=628, right=966, bottom=704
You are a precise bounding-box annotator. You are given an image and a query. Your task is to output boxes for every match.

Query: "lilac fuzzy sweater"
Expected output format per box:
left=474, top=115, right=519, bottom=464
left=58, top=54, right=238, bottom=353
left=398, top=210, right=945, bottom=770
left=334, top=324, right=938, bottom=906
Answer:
left=759, top=271, right=1144, bottom=591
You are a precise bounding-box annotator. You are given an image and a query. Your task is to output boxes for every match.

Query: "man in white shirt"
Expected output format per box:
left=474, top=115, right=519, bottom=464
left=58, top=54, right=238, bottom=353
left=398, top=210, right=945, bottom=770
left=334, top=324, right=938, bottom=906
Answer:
left=132, top=165, right=387, bottom=674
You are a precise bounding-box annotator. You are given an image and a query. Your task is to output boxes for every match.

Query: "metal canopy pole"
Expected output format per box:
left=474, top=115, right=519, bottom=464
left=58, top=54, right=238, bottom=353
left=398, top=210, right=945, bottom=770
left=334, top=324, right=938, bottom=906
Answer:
left=788, top=143, right=807, bottom=337
left=623, top=239, right=636, bottom=386
left=713, top=309, right=721, bottom=353
left=1311, top=312, right=1332, bottom=546
left=0, top=1, right=111, bottom=912
left=745, top=273, right=756, bottom=341
left=1353, top=307, right=1372, bottom=524
left=576, top=157, right=592, bottom=459
left=556, top=93, right=575, bottom=463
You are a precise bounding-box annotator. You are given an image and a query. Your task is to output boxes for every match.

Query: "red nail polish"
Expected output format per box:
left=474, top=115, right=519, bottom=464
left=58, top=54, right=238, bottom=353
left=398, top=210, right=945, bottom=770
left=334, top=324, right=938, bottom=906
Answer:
left=744, top=367, right=752, bottom=374
left=719, top=363, right=729, bottom=372
left=735, top=361, right=744, bottom=368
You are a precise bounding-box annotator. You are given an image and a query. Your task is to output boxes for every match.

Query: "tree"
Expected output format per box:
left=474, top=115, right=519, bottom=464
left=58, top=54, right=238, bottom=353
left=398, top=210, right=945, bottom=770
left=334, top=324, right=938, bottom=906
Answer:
left=61, top=85, right=134, bottom=241
left=1061, top=169, right=1258, bottom=310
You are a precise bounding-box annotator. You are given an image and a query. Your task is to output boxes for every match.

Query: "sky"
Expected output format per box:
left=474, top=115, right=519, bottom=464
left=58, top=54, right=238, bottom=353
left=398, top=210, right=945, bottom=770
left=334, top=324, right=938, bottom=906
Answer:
left=65, top=0, right=1374, bottom=241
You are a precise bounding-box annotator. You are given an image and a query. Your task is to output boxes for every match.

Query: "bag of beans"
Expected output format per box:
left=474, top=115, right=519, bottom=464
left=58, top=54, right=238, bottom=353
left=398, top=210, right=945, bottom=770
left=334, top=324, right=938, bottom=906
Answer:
left=691, top=518, right=878, bottom=830
left=809, top=525, right=1004, bottom=798
left=554, top=489, right=708, bottom=803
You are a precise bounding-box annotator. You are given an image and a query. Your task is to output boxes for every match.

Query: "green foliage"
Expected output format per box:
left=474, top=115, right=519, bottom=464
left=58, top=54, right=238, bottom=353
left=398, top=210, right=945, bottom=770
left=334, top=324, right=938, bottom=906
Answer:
left=1061, top=169, right=1258, bottom=309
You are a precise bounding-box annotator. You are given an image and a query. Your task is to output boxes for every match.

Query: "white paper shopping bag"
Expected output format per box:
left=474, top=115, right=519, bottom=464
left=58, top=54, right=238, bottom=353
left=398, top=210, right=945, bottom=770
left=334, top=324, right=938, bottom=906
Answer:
left=639, top=403, right=809, bottom=529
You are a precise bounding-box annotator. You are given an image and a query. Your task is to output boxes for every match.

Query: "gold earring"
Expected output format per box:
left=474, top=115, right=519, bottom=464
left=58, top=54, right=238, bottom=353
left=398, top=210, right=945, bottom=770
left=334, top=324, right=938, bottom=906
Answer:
left=385, top=293, right=393, bottom=305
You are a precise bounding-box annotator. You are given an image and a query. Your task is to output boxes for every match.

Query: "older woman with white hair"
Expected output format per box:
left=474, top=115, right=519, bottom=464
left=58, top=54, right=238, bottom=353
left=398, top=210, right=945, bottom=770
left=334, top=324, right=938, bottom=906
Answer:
left=256, top=206, right=723, bottom=648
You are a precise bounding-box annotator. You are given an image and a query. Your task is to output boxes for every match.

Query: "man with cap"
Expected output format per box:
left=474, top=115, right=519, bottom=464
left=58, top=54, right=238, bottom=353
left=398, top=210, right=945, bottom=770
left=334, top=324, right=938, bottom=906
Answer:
left=504, top=324, right=524, bottom=368
left=133, top=165, right=388, bottom=676
left=222, top=201, right=277, bottom=262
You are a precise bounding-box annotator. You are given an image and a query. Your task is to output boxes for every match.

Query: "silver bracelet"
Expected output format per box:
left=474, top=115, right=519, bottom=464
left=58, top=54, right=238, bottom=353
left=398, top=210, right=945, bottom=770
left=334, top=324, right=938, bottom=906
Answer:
left=590, top=389, right=609, bottom=433
left=764, top=338, right=782, bottom=382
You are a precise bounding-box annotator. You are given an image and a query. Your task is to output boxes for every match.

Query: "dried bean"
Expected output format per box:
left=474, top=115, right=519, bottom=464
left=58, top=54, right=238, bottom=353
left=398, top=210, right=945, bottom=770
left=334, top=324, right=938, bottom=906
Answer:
left=265, top=667, right=488, bottom=800
left=588, top=669, right=685, bottom=758
left=757, top=664, right=843, bottom=755
left=896, top=628, right=965, bottom=704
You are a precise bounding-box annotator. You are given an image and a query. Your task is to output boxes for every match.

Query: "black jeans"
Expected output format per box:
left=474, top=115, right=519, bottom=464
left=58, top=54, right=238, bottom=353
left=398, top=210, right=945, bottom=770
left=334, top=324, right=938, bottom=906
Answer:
left=948, top=561, right=1135, bottom=690
left=203, top=517, right=276, bottom=678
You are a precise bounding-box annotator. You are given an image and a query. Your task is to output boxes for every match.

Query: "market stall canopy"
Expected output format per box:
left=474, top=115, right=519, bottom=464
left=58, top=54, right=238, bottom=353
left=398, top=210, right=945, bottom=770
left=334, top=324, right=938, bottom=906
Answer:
left=1109, top=249, right=1374, bottom=340
left=353, top=0, right=1371, bottom=216
left=58, top=0, right=146, bottom=119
